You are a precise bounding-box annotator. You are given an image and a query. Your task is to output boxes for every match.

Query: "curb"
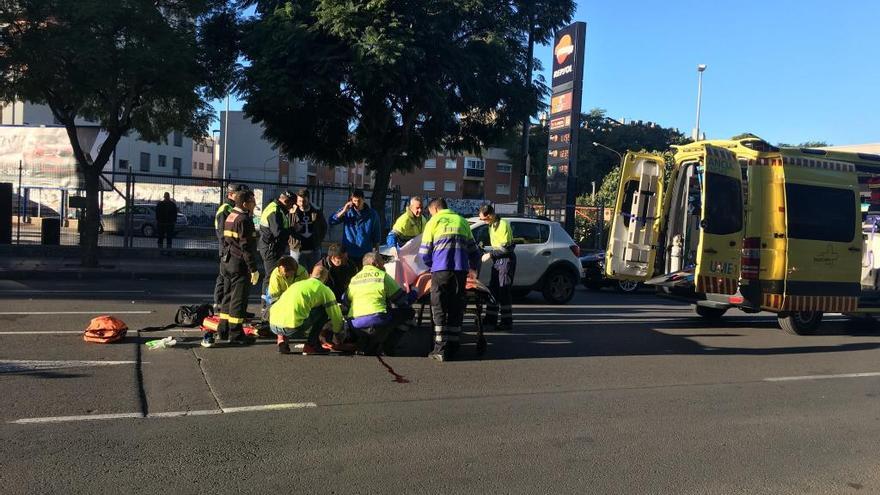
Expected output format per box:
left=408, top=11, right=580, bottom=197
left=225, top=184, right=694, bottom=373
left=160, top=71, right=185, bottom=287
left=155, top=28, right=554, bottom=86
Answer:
left=0, top=270, right=218, bottom=281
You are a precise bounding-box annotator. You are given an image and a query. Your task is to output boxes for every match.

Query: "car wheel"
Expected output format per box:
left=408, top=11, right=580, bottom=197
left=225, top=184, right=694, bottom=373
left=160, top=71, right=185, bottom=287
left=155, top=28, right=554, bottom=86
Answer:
left=778, top=311, right=823, bottom=335
left=141, top=224, right=155, bottom=237
left=615, top=280, right=640, bottom=293
left=695, top=305, right=727, bottom=320
left=541, top=269, right=577, bottom=305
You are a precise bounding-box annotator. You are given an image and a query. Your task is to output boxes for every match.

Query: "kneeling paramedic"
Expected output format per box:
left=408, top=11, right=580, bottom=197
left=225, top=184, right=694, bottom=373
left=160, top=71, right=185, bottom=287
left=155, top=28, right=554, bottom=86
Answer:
left=478, top=204, right=516, bottom=331
left=204, top=189, right=260, bottom=348
left=269, top=265, right=344, bottom=355
left=264, top=255, right=308, bottom=312
left=344, top=252, right=416, bottom=355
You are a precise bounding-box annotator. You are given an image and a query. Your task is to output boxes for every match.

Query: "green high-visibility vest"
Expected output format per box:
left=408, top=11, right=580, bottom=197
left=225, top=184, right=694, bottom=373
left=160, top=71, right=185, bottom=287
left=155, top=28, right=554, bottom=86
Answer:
left=346, top=265, right=402, bottom=318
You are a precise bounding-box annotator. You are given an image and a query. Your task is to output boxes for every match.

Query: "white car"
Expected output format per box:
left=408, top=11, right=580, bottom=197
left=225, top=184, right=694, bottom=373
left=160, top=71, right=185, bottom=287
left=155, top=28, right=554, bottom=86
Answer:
left=469, top=216, right=583, bottom=304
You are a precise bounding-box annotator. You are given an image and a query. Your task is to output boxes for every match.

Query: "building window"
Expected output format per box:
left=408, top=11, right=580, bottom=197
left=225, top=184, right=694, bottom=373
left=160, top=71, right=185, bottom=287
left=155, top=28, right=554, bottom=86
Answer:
left=173, top=157, right=182, bottom=176
left=193, top=142, right=198, bottom=151
left=158, top=155, right=167, bottom=168
left=496, top=183, right=510, bottom=195
left=464, top=157, right=485, bottom=178
left=424, top=158, right=436, bottom=169
left=193, top=160, right=198, bottom=169
left=118, top=159, right=129, bottom=170
left=173, top=131, right=182, bottom=147
left=423, top=180, right=436, bottom=191
left=444, top=180, right=456, bottom=192
left=497, top=163, right=512, bottom=173
left=207, top=163, right=213, bottom=172
left=139, top=152, right=150, bottom=172
left=445, top=158, right=457, bottom=169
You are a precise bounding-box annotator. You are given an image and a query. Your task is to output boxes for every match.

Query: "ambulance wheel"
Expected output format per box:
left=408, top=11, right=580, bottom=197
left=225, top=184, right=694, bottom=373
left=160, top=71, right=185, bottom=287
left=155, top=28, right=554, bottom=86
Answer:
left=615, top=280, right=640, bottom=293
left=141, top=224, right=155, bottom=237
left=695, top=306, right=727, bottom=320
left=778, top=311, right=823, bottom=335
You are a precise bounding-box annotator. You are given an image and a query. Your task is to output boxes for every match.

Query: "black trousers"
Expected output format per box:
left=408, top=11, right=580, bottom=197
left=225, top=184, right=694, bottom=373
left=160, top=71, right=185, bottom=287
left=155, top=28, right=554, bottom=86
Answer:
left=157, top=223, right=174, bottom=248
left=213, top=248, right=225, bottom=307
left=220, top=258, right=251, bottom=338
left=260, top=249, right=282, bottom=309
left=486, top=254, right=516, bottom=327
left=350, top=307, right=415, bottom=355
left=430, top=270, right=467, bottom=347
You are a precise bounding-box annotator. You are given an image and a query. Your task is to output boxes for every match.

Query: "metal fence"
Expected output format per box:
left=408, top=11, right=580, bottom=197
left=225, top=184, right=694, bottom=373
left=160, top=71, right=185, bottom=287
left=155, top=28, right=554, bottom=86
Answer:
left=9, top=169, right=402, bottom=251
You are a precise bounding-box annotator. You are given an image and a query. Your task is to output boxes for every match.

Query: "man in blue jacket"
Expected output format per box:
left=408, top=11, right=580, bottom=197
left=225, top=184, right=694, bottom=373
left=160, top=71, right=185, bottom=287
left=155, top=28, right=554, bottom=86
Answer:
left=329, top=189, right=381, bottom=267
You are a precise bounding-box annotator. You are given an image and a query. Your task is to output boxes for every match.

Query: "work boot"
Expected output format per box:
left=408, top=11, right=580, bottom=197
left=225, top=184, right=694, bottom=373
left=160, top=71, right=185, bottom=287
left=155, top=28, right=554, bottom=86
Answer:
left=429, top=343, right=449, bottom=362
left=217, top=320, right=229, bottom=342
left=497, top=321, right=513, bottom=332
left=227, top=326, right=255, bottom=345
left=200, top=332, right=216, bottom=348
left=277, top=335, right=290, bottom=354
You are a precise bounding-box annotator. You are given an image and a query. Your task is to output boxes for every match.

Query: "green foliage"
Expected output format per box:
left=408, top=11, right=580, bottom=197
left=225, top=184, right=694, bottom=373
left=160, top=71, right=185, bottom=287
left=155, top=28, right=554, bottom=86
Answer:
left=0, top=0, right=239, bottom=265
left=508, top=108, right=687, bottom=199
left=777, top=140, right=830, bottom=148
left=239, top=0, right=573, bottom=218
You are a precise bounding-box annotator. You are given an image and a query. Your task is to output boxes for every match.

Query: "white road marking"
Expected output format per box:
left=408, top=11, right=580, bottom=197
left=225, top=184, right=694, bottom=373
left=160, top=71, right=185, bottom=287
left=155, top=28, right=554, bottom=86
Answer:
left=9, top=402, right=318, bottom=424
left=764, top=372, right=880, bottom=382
left=0, top=290, right=146, bottom=294
left=0, top=359, right=139, bottom=374
left=0, top=311, right=154, bottom=315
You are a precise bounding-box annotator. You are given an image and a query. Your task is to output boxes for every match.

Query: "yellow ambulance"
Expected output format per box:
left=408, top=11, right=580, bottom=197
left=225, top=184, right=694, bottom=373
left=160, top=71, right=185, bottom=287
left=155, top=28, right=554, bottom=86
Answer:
left=605, top=137, right=880, bottom=334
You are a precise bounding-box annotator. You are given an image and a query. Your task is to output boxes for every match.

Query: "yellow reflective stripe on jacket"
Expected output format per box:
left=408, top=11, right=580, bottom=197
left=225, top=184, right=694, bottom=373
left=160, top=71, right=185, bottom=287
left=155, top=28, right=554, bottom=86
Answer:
left=223, top=230, right=240, bottom=239
left=346, top=265, right=402, bottom=318
left=260, top=200, right=290, bottom=229
left=227, top=315, right=245, bottom=324
left=391, top=210, right=427, bottom=238
left=489, top=219, right=513, bottom=248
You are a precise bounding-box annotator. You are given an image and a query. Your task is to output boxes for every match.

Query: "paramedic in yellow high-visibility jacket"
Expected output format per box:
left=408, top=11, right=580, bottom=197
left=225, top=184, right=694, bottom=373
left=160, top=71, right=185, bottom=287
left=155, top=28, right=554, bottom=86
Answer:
left=269, top=265, right=343, bottom=355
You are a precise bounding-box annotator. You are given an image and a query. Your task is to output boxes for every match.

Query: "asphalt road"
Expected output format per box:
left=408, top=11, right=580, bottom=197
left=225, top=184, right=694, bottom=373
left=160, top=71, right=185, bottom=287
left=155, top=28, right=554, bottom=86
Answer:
left=1, top=279, right=879, bottom=494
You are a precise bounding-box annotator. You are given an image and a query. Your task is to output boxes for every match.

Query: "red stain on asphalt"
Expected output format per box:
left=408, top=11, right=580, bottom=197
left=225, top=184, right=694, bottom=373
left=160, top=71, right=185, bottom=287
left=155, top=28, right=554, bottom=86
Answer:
left=376, top=355, right=409, bottom=384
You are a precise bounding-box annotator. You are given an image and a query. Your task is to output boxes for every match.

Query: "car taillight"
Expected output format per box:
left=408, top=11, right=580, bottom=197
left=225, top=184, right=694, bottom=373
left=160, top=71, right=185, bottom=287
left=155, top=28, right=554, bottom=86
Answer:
left=741, top=237, right=760, bottom=280
left=569, top=245, right=580, bottom=257
left=728, top=295, right=744, bottom=305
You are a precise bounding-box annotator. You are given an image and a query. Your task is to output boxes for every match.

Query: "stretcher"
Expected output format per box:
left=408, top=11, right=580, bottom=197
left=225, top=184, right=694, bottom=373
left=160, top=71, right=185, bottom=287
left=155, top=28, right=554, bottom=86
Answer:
left=382, top=237, right=494, bottom=356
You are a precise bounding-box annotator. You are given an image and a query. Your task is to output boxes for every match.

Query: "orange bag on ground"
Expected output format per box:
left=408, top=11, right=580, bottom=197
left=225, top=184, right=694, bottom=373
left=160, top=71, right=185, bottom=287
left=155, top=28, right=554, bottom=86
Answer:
left=83, top=315, right=128, bottom=344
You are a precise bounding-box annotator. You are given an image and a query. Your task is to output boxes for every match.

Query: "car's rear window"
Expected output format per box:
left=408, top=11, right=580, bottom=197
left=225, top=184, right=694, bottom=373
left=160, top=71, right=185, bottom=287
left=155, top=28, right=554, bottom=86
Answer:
left=511, top=222, right=550, bottom=244
left=786, top=183, right=855, bottom=242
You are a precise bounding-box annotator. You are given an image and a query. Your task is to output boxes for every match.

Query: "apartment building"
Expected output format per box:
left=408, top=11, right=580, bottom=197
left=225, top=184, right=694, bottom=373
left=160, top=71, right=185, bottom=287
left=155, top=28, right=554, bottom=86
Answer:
left=390, top=147, right=519, bottom=204
left=191, top=136, right=217, bottom=178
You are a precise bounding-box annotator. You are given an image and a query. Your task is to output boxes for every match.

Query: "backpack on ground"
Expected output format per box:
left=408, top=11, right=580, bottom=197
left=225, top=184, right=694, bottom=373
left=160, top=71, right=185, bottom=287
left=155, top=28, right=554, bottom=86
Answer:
left=174, top=304, right=214, bottom=327
left=83, top=315, right=128, bottom=344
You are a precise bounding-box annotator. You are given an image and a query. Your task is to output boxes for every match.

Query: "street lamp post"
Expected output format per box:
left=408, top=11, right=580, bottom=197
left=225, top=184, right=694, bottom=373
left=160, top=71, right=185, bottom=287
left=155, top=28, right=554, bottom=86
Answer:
left=592, top=141, right=622, bottom=162
left=694, top=64, right=707, bottom=141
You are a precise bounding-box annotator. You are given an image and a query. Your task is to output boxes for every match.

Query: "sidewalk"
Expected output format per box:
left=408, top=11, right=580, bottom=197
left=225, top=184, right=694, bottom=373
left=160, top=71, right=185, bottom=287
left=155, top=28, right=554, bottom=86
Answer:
left=0, top=247, right=219, bottom=280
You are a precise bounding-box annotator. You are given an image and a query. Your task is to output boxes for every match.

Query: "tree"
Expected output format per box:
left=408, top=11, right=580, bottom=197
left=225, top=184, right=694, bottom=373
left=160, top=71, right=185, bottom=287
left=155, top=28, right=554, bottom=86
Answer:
left=507, top=108, right=687, bottom=200
left=239, top=0, right=547, bottom=221
left=778, top=140, right=830, bottom=148
left=0, top=0, right=238, bottom=266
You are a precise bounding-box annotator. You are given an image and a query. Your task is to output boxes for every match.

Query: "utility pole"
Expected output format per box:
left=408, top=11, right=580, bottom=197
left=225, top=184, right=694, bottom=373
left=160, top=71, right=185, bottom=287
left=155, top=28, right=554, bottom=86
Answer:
left=222, top=95, right=230, bottom=181
left=517, top=11, right=535, bottom=215
left=693, top=64, right=707, bottom=141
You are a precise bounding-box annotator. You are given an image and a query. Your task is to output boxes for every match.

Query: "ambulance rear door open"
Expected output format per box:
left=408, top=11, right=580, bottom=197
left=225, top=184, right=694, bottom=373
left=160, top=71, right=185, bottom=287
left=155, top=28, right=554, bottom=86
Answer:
left=605, top=152, right=665, bottom=281
left=692, top=145, right=744, bottom=295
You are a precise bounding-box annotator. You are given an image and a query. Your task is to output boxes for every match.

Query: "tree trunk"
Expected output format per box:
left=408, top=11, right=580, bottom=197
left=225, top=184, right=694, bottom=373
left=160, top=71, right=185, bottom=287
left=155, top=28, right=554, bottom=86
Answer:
left=368, top=155, right=393, bottom=228
left=80, top=165, right=101, bottom=267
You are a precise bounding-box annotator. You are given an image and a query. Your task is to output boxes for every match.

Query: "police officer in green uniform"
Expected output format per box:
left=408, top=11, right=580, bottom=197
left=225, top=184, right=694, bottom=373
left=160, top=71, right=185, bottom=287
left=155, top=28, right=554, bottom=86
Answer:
left=345, top=252, right=416, bottom=355
left=478, top=204, right=516, bottom=331
left=258, top=190, right=294, bottom=309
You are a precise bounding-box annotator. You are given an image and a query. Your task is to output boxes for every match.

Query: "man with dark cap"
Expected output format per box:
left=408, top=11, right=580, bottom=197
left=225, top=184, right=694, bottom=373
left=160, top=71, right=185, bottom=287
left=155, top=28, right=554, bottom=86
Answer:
left=214, top=183, right=250, bottom=311
left=258, top=190, right=295, bottom=309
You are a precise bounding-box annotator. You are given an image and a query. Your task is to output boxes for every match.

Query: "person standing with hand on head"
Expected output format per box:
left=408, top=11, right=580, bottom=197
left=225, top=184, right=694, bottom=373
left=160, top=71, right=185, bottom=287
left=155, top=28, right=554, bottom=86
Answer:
left=204, top=189, right=260, bottom=348
left=288, top=188, right=327, bottom=271
left=329, top=189, right=381, bottom=267
left=478, top=204, right=516, bottom=331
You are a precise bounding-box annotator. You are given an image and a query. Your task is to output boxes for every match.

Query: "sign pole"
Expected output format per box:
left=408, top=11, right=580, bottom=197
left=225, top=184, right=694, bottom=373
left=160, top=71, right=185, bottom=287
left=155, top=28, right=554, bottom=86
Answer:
left=545, top=22, right=587, bottom=236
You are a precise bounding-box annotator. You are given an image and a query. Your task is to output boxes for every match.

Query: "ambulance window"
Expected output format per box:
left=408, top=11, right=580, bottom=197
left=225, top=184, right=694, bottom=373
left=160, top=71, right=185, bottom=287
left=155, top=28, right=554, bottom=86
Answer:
left=704, top=172, right=743, bottom=235
left=785, top=184, right=855, bottom=242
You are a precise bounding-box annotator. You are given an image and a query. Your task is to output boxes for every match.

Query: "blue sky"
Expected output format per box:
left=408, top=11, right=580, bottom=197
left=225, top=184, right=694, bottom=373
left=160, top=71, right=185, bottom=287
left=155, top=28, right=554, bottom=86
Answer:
left=214, top=0, right=880, bottom=146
